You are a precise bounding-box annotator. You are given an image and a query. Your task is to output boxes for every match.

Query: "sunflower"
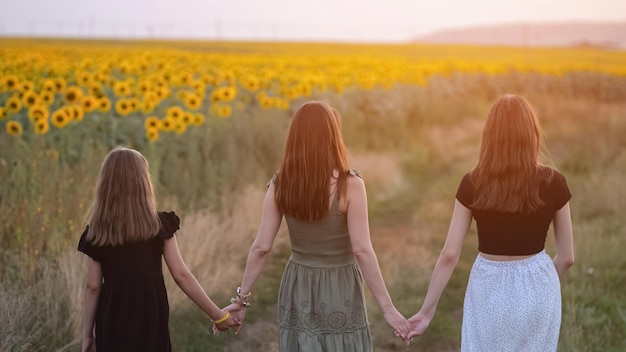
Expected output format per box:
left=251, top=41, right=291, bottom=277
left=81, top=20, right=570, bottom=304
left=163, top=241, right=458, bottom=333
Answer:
left=63, top=86, right=83, bottom=105
left=144, top=116, right=161, bottom=130
left=259, top=96, right=273, bottom=110
left=40, top=91, right=55, bottom=105
left=77, top=72, right=93, bottom=86
left=140, top=100, right=154, bottom=114
left=182, top=112, right=193, bottom=124
left=174, top=120, right=187, bottom=134
left=217, top=105, right=232, bottom=118
left=68, top=105, right=84, bottom=122
left=97, top=97, right=111, bottom=112
left=192, top=113, right=205, bottom=126
left=54, top=78, right=67, bottom=92
left=115, top=99, right=132, bottom=116
left=160, top=117, right=175, bottom=131
left=5, top=96, right=22, bottom=114
left=180, top=72, right=193, bottom=86
left=146, top=127, right=159, bottom=141
left=3, top=75, right=19, bottom=91
left=22, top=91, right=39, bottom=108
left=166, top=106, right=184, bottom=120
left=113, top=81, right=131, bottom=97
left=209, top=90, right=222, bottom=104
left=88, top=84, right=105, bottom=98
left=81, top=96, right=97, bottom=113
left=28, top=105, right=49, bottom=122
left=128, top=98, right=140, bottom=112
left=217, top=86, right=237, bottom=102
left=0, top=107, right=7, bottom=120
left=184, top=93, right=202, bottom=110
left=6, top=120, right=23, bottom=136
left=201, top=74, right=216, bottom=86
left=156, top=86, right=170, bottom=100
left=41, top=79, right=57, bottom=93
left=138, top=80, right=152, bottom=94
left=34, top=119, right=50, bottom=135
left=51, top=109, right=69, bottom=128
left=19, top=80, right=35, bottom=93
left=242, top=76, right=260, bottom=92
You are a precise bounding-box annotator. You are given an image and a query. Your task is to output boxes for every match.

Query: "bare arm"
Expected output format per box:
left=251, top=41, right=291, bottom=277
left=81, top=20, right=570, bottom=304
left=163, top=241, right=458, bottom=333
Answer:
left=227, top=183, right=282, bottom=332
left=81, top=258, right=101, bottom=352
left=552, top=202, right=574, bottom=279
left=163, top=235, right=238, bottom=329
left=408, top=200, right=472, bottom=337
left=346, top=175, right=410, bottom=338
left=239, top=183, right=282, bottom=294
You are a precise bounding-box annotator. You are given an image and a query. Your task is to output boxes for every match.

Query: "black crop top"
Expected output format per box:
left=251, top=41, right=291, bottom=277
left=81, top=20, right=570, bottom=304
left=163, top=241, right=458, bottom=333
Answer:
left=455, top=168, right=571, bottom=255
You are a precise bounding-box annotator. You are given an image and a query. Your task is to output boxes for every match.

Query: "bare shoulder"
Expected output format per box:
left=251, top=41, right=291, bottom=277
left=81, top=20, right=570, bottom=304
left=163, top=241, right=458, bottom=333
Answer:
left=346, top=170, right=366, bottom=196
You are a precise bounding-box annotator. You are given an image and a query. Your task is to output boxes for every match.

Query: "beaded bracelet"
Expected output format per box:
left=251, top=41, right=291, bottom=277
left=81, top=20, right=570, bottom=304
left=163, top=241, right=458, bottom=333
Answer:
left=231, top=287, right=252, bottom=307
left=213, top=311, right=230, bottom=324
left=231, top=295, right=251, bottom=307
left=237, top=287, right=252, bottom=298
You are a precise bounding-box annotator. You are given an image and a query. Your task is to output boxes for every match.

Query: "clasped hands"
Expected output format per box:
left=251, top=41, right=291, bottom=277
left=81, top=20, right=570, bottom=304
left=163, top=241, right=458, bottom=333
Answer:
left=386, top=310, right=432, bottom=346
left=212, top=303, right=246, bottom=335
left=213, top=304, right=432, bottom=345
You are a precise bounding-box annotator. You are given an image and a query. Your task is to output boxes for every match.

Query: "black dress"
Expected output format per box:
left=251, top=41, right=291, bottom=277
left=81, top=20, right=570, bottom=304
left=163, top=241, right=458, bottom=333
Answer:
left=78, top=211, right=180, bottom=352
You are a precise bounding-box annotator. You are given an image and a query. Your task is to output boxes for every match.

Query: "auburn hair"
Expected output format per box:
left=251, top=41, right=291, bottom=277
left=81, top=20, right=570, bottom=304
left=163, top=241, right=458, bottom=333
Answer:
left=87, top=148, right=161, bottom=246
left=274, top=101, right=349, bottom=221
left=470, top=94, right=552, bottom=214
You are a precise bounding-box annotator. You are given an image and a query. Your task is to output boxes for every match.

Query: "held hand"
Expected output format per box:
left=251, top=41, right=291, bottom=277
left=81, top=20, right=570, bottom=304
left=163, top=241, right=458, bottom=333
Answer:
left=229, top=306, right=247, bottom=334
left=407, top=312, right=432, bottom=339
left=214, top=314, right=239, bottom=331
left=215, top=303, right=247, bottom=334
left=382, top=308, right=411, bottom=342
left=212, top=307, right=242, bottom=336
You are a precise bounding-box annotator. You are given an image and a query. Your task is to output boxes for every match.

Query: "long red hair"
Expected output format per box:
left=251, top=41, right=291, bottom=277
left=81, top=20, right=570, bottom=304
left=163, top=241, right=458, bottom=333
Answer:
left=275, top=101, right=349, bottom=221
left=470, top=95, right=550, bottom=213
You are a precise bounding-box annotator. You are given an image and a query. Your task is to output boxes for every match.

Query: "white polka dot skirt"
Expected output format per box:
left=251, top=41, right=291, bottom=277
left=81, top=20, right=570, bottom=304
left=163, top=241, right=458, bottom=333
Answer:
left=461, top=250, right=561, bottom=352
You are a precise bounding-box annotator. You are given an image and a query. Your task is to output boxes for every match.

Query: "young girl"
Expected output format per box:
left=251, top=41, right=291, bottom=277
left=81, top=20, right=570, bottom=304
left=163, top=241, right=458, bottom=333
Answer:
left=78, top=147, right=238, bottom=352
left=407, top=95, right=574, bottom=351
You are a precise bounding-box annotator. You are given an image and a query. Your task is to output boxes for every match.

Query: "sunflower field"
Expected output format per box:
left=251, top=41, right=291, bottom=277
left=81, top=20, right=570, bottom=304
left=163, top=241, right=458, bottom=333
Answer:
left=1, top=38, right=626, bottom=351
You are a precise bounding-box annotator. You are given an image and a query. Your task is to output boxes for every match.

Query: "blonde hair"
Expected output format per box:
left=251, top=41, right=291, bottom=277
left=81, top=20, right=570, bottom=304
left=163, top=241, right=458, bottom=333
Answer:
left=471, top=94, right=551, bottom=213
left=87, top=148, right=161, bottom=246
left=275, top=101, right=350, bottom=221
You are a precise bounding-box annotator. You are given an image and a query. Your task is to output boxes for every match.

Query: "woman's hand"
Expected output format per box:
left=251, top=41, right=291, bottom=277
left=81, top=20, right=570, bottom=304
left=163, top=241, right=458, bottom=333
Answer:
left=407, top=311, right=432, bottom=339
left=213, top=303, right=246, bottom=335
left=383, top=308, right=411, bottom=342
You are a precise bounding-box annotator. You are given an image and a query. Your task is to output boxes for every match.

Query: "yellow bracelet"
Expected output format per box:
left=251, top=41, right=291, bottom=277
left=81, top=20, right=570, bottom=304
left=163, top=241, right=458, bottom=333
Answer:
left=213, top=311, right=230, bottom=324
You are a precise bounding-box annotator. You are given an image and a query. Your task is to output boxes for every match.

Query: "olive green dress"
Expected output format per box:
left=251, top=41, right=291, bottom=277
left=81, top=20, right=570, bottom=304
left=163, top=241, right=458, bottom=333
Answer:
left=277, top=182, right=373, bottom=351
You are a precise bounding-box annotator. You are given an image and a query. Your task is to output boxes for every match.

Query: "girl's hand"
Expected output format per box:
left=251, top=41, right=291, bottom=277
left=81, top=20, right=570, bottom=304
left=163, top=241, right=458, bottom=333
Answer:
left=214, top=312, right=240, bottom=332
left=407, top=311, right=432, bottom=339
left=213, top=305, right=245, bottom=335
left=81, top=336, right=96, bottom=352
left=382, top=308, right=411, bottom=342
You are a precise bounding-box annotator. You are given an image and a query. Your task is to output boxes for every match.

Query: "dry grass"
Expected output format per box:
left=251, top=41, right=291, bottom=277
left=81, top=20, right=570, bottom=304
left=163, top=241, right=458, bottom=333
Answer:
left=165, top=185, right=283, bottom=307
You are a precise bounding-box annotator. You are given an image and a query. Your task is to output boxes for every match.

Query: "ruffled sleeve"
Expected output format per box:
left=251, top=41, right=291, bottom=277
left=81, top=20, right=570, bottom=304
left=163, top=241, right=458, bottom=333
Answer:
left=77, top=226, right=102, bottom=262
left=455, top=173, right=474, bottom=208
left=157, top=211, right=180, bottom=240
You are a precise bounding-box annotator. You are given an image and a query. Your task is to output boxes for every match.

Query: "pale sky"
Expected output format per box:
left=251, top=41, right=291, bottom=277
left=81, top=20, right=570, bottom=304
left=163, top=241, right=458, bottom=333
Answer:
left=3, top=0, right=625, bottom=42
